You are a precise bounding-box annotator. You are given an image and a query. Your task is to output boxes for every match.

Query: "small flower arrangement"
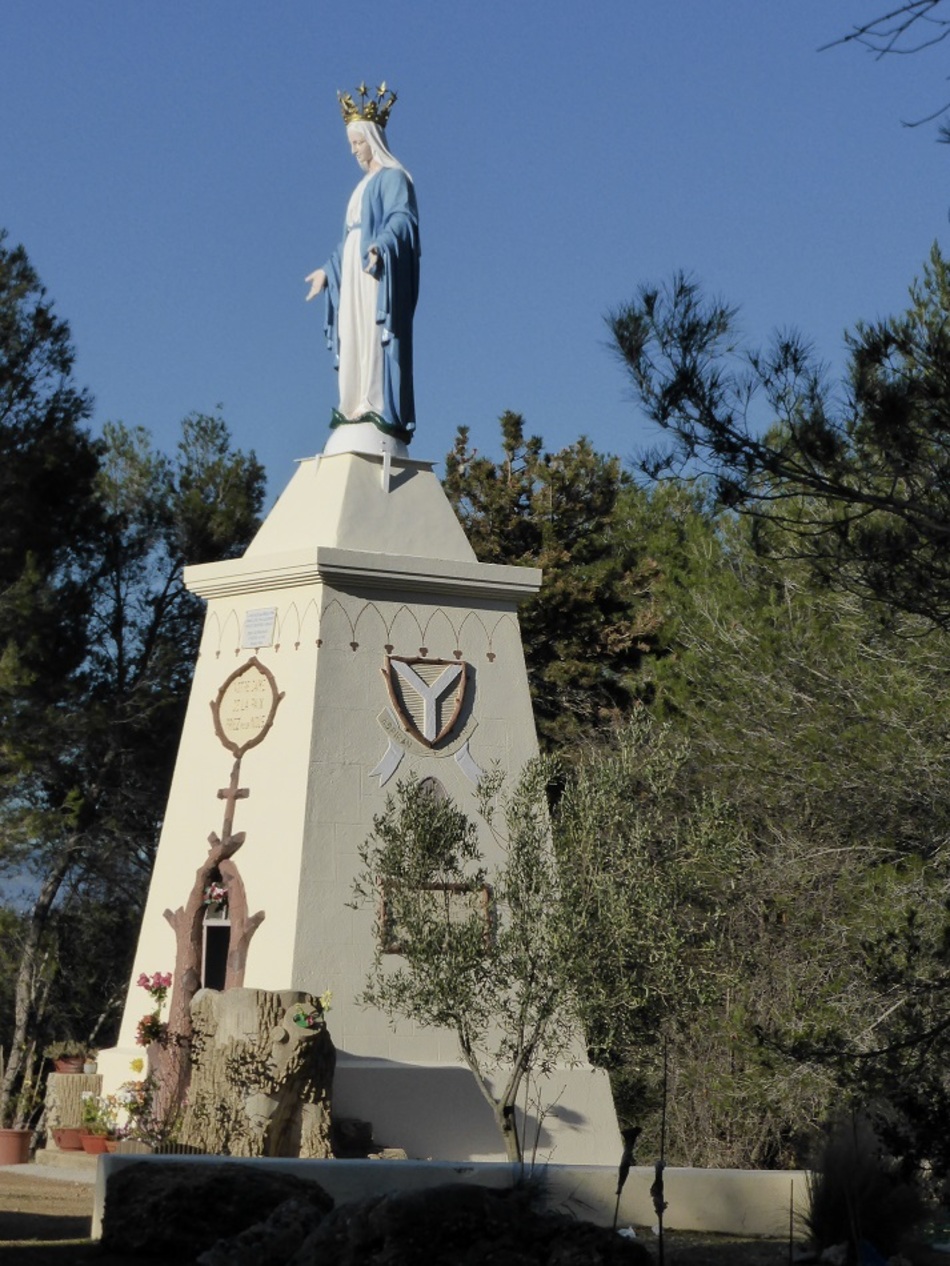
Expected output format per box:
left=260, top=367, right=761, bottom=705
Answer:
left=291, top=989, right=333, bottom=1030
left=292, top=1009, right=323, bottom=1030
left=118, top=1077, right=153, bottom=1128
left=202, top=880, right=229, bottom=916
left=80, top=1091, right=118, bottom=1137
left=111, top=1063, right=165, bottom=1146
left=136, top=1013, right=168, bottom=1046
left=137, top=971, right=172, bottom=1006
left=135, top=969, right=172, bottom=1047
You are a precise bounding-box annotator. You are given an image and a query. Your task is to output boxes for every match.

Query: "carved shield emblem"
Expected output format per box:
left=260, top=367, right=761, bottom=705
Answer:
left=383, top=656, right=468, bottom=749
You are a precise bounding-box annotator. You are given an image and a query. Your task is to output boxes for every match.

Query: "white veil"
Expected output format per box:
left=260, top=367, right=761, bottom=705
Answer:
left=346, top=120, right=410, bottom=179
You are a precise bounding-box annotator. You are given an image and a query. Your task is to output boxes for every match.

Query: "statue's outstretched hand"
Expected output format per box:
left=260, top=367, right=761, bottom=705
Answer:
left=365, top=248, right=380, bottom=276
left=305, top=269, right=327, bottom=301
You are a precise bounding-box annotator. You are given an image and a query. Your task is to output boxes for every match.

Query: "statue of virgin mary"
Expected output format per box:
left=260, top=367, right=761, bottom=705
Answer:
left=306, top=84, right=420, bottom=446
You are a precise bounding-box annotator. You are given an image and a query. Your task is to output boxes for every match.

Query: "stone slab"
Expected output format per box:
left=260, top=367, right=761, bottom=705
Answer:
left=31, top=1148, right=99, bottom=1179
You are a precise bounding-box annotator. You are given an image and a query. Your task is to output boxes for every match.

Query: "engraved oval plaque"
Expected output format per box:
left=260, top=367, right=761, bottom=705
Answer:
left=211, top=657, right=283, bottom=757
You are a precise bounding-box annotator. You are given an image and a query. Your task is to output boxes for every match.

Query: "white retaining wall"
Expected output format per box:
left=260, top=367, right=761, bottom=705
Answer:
left=93, top=1154, right=809, bottom=1240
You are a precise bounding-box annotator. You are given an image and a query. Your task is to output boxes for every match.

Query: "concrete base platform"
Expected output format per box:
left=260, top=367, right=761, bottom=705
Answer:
left=34, top=1147, right=99, bottom=1174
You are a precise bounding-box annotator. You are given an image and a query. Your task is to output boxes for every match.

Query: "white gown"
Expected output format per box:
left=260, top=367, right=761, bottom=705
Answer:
left=336, top=174, right=385, bottom=421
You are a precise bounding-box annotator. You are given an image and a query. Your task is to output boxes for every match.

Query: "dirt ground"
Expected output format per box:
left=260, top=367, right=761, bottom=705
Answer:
left=0, top=1163, right=947, bottom=1266
left=0, top=1167, right=95, bottom=1264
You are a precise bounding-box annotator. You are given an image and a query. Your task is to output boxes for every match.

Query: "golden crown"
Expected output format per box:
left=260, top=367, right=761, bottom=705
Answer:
left=338, top=81, right=397, bottom=128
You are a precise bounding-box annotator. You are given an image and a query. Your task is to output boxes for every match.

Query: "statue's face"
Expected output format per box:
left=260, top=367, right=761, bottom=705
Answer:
left=350, top=132, right=374, bottom=172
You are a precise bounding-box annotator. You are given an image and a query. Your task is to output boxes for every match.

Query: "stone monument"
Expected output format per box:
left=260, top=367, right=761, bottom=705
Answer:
left=99, top=85, right=619, bottom=1163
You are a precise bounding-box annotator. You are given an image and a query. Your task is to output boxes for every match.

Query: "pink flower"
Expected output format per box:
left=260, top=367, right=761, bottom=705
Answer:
left=137, top=969, right=172, bottom=1000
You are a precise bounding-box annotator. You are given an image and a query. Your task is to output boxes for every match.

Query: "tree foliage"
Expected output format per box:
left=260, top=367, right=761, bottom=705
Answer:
left=0, top=232, right=100, bottom=580
left=554, top=712, right=749, bottom=1070
left=354, top=768, right=577, bottom=1163
left=440, top=448, right=950, bottom=1169
left=0, top=234, right=266, bottom=1125
left=616, top=491, right=950, bottom=1171
left=608, top=245, right=950, bottom=630
left=0, top=231, right=102, bottom=790
left=825, top=1, right=950, bottom=136
left=354, top=246, right=950, bottom=1176
left=444, top=411, right=662, bottom=747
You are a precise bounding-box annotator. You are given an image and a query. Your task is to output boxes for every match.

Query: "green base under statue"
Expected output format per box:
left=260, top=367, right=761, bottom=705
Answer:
left=330, top=409, right=412, bottom=446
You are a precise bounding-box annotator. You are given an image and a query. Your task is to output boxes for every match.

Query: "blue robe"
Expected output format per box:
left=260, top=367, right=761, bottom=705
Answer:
left=322, top=166, right=420, bottom=440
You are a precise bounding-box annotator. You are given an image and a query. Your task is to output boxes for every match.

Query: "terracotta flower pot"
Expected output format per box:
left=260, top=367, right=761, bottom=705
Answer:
left=0, top=1128, right=32, bottom=1165
left=52, top=1126, right=83, bottom=1151
left=53, top=1057, right=84, bottom=1074
left=80, top=1132, right=109, bottom=1155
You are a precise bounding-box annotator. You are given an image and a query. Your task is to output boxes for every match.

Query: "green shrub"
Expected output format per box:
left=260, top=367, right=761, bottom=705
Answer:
left=804, top=1115, right=925, bottom=1259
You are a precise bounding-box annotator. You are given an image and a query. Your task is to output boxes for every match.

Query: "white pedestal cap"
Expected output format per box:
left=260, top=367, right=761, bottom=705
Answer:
left=322, top=421, right=410, bottom=460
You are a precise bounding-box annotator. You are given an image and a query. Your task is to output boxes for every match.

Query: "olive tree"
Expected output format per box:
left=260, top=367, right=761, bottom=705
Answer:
left=354, top=765, right=577, bottom=1163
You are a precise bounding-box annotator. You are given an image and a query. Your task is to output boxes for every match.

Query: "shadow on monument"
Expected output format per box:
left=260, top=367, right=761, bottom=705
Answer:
left=333, top=1052, right=587, bottom=1161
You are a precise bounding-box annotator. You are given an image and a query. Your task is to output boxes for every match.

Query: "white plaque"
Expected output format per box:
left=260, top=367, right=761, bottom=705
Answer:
left=242, top=607, right=277, bottom=649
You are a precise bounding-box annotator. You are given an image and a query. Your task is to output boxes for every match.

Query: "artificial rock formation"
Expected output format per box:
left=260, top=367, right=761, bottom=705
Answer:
left=178, top=987, right=334, bottom=1158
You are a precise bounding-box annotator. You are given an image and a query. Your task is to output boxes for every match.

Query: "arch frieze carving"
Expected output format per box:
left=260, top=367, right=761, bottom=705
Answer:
left=200, top=594, right=518, bottom=664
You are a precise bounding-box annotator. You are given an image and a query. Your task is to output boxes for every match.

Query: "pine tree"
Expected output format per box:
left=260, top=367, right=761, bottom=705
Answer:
left=608, top=245, right=950, bottom=630
left=0, top=234, right=266, bottom=1123
left=444, top=412, right=662, bottom=747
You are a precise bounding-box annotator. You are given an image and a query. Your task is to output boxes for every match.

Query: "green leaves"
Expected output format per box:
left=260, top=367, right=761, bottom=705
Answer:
left=554, top=713, right=749, bottom=1067
left=609, top=245, right=950, bottom=630
left=355, top=766, right=577, bottom=1160
left=0, top=234, right=266, bottom=1123
left=444, top=413, right=662, bottom=747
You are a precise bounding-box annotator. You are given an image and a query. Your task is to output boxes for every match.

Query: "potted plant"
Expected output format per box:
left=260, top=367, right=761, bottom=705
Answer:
left=0, top=1126, right=33, bottom=1164
left=51, top=1126, right=83, bottom=1151
left=80, top=1091, right=118, bottom=1154
left=83, top=1049, right=98, bottom=1075
left=44, top=1041, right=88, bottom=1074
left=114, top=1065, right=161, bottom=1152
left=0, top=1053, right=39, bottom=1163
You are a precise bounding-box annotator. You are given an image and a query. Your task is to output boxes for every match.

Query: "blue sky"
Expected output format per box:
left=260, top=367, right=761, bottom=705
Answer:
left=4, top=1, right=948, bottom=509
